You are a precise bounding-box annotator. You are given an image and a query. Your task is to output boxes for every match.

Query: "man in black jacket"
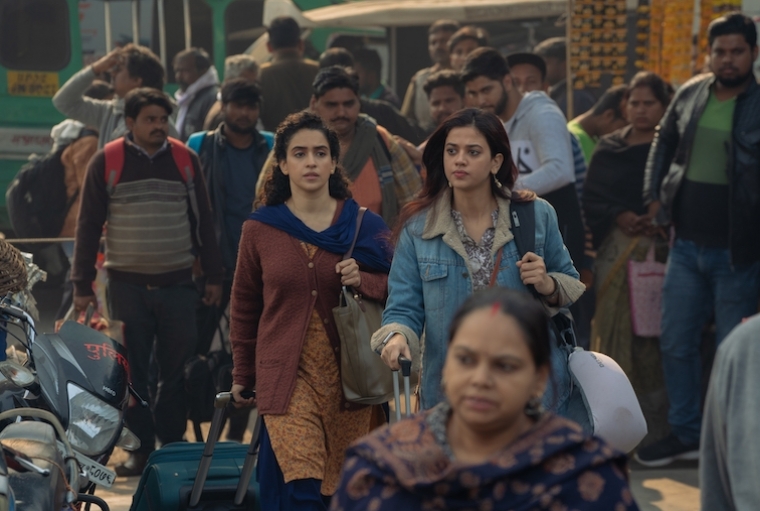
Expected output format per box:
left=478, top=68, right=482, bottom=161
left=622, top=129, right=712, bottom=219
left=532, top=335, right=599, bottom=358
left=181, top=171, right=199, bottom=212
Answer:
left=637, top=12, right=760, bottom=467
left=191, top=79, right=271, bottom=348
left=189, top=79, right=272, bottom=441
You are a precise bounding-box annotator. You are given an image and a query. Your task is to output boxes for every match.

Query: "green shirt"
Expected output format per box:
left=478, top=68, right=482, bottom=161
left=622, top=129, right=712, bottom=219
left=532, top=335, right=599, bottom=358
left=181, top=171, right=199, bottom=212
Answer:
left=568, top=120, right=596, bottom=164
left=685, top=92, right=735, bottom=185
left=676, top=90, right=735, bottom=247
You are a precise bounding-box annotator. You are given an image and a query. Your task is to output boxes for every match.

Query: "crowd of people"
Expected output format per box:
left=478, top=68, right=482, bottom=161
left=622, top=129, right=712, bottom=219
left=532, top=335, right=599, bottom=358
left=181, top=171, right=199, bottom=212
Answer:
left=43, top=8, right=760, bottom=510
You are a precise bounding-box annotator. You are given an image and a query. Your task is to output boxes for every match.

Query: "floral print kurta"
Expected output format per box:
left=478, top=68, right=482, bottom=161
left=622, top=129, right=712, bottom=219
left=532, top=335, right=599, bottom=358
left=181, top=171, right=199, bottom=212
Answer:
left=330, top=404, right=640, bottom=510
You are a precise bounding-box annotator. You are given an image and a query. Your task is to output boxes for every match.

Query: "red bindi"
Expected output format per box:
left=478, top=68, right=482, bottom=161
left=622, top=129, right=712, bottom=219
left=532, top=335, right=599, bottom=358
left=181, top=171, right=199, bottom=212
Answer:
left=490, top=302, right=500, bottom=316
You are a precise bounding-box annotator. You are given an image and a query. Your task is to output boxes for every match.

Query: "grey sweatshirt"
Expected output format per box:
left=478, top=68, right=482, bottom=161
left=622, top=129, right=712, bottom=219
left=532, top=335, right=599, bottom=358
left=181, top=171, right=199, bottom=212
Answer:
left=52, top=67, right=178, bottom=149
left=700, top=314, right=760, bottom=511
left=503, top=91, right=575, bottom=196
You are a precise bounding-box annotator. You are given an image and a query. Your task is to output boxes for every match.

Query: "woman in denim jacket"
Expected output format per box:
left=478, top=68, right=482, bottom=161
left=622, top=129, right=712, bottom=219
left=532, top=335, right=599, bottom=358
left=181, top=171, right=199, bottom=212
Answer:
left=372, top=109, right=585, bottom=410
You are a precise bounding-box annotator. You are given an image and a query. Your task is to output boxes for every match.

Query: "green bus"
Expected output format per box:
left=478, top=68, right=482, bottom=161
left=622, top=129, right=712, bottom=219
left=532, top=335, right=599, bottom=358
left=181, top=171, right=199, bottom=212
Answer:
left=0, top=0, right=564, bottom=233
left=0, top=0, right=348, bottom=233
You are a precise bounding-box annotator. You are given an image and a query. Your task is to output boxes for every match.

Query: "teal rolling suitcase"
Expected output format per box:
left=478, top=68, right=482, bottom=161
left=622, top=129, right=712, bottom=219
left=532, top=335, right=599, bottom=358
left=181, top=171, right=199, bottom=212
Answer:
left=129, top=392, right=261, bottom=511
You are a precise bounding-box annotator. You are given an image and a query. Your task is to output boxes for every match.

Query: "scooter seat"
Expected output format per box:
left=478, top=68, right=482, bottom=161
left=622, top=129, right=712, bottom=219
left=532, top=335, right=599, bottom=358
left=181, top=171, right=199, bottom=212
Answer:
left=0, top=421, right=66, bottom=509
left=0, top=421, right=63, bottom=472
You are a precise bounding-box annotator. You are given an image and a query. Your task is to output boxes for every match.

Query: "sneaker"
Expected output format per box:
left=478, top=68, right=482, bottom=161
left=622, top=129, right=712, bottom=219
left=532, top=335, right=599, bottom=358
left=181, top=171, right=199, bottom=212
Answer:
left=634, top=434, right=699, bottom=467
left=114, top=452, right=150, bottom=477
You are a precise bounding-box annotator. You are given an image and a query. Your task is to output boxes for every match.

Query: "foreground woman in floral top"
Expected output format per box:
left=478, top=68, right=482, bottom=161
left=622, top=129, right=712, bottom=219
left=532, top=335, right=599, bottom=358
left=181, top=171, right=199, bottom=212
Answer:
left=332, top=288, right=640, bottom=510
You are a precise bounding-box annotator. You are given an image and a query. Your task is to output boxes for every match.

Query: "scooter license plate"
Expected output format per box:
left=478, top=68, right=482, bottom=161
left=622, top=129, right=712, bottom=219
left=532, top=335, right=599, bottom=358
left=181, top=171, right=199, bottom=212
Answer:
left=75, top=452, right=116, bottom=488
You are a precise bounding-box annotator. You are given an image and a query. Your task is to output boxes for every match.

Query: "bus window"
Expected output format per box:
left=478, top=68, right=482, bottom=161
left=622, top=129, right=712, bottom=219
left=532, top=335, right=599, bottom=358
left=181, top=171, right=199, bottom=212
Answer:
left=225, top=0, right=265, bottom=57
left=152, top=0, right=214, bottom=83
left=0, top=0, right=71, bottom=71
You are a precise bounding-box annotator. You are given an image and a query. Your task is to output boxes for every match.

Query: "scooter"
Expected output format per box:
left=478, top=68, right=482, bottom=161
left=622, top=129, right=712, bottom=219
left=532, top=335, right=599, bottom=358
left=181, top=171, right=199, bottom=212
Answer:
left=0, top=406, right=114, bottom=511
left=0, top=297, right=141, bottom=495
left=0, top=439, right=14, bottom=511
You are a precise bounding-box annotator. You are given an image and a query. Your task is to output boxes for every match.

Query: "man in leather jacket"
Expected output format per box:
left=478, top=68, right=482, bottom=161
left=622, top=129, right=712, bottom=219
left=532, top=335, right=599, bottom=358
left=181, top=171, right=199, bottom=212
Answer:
left=637, top=12, right=760, bottom=467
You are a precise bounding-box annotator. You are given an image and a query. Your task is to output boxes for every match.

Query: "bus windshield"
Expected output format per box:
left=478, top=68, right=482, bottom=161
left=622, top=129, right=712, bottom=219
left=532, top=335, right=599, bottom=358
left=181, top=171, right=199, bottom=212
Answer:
left=0, top=0, right=71, bottom=73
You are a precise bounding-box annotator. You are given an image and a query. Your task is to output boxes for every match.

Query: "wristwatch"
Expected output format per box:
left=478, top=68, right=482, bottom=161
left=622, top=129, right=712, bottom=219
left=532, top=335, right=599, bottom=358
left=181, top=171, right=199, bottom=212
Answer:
left=545, top=276, right=560, bottom=301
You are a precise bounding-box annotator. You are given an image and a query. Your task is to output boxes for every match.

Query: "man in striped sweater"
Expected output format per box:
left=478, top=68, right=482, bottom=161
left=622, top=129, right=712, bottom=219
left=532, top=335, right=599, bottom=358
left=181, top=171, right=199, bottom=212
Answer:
left=72, top=88, right=223, bottom=476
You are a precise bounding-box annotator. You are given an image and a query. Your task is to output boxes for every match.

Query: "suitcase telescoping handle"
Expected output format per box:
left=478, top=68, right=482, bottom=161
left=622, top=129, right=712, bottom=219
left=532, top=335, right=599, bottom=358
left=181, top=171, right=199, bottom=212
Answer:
left=392, top=356, right=412, bottom=422
left=189, top=390, right=258, bottom=508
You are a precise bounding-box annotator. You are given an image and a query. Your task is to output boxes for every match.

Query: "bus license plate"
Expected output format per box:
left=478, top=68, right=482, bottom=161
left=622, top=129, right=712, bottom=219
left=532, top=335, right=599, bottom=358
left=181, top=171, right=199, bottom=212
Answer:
left=7, top=71, right=60, bottom=97
left=75, top=452, right=116, bottom=488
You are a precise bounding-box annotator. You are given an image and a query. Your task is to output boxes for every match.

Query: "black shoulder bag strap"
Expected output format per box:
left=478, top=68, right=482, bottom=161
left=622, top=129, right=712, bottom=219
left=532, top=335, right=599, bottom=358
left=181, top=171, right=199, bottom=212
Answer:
left=340, top=207, right=368, bottom=309
left=509, top=199, right=538, bottom=297
left=510, top=199, right=577, bottom=348
left=343, top=207, right=367, bottom=261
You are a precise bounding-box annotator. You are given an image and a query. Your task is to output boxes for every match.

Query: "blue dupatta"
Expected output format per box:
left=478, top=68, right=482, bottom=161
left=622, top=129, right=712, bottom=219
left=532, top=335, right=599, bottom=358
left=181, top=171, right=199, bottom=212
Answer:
left=249, top=198, right=392, bottom=273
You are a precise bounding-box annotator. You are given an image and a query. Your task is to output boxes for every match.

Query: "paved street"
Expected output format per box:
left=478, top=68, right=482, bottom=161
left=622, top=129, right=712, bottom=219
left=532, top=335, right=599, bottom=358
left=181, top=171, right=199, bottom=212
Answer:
left=30, top=281, right=701, bottom=511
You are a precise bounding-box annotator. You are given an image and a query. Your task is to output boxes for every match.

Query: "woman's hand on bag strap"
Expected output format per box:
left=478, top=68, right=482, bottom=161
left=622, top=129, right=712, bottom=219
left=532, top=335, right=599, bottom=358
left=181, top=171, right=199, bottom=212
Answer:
left=336, top=258, right=361, bottom=288
left=381, top=334, right=412, bottom=371
left=230, top=384, right=256, bottom=408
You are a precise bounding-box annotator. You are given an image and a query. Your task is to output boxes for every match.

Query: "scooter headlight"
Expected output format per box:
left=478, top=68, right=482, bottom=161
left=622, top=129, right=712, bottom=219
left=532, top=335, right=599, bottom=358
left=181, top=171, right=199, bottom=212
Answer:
left=66, top=383, right=121, bottom=456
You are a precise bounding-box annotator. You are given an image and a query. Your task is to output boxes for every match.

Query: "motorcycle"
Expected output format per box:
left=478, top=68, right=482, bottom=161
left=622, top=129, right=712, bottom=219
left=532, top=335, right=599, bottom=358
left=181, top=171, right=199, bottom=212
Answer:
left=0, top=279, right=142, bottom=496
left=0, top=404, right=118, bottom=511
left=0, top=407, right=81, bottom=510
left=0, top=299, right=142, bottom=490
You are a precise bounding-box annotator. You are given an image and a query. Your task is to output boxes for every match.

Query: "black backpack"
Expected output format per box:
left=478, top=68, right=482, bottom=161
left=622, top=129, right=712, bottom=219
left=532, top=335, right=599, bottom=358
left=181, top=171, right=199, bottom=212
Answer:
left=6, top=129, right=96, bottom=242
left=183, top=306, right=235, bottom=442
left=6, top=147, right=70, bottom=241
left=184, top=348, right=233, bottom=441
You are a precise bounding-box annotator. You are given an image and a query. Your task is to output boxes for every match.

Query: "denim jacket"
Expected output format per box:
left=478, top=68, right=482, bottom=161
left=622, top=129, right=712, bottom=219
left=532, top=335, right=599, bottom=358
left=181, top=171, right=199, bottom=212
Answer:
left=371, top=191, right=585, bottom=410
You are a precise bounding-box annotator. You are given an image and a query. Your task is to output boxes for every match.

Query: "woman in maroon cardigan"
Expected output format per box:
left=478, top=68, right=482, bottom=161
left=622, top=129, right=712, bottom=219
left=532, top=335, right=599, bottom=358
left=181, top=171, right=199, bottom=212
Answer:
left=229, top=111, right=392, bottom=510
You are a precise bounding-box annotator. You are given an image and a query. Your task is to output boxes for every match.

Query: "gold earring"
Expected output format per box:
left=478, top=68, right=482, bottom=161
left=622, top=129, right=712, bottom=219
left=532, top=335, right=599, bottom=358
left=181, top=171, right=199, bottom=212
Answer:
left=492, top=173, right=503, bottom=189
left=448, top=180, right=453, bottom=188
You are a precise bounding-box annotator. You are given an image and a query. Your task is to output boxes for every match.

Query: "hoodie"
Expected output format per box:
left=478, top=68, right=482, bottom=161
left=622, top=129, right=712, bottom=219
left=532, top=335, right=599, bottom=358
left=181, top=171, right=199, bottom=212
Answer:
left=503, top=91, right=575, bottom=196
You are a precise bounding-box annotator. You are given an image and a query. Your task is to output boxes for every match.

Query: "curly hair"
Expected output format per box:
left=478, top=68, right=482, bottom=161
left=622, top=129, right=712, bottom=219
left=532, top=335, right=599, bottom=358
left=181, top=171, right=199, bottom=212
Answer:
left=259, top=111, right=352, bottom=207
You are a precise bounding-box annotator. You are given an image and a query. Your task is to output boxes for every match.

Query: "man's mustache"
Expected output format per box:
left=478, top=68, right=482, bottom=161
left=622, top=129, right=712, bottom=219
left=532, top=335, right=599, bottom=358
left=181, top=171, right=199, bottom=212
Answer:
left=150, top=129, right=167, bottom=136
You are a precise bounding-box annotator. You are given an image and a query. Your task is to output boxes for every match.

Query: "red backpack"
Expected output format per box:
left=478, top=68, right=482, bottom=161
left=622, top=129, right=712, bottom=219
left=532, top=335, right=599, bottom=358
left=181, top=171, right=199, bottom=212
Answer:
left=102, top=136, right=203, bottom=246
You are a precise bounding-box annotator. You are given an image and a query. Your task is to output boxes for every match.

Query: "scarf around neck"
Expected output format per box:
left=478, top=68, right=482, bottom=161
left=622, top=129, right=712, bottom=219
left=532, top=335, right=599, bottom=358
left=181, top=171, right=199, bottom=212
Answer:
left=249, top=198, right=392, bottom=273
left=175, top=67, right=220, bottom=136
left=341, top=115, right=398, bottom=225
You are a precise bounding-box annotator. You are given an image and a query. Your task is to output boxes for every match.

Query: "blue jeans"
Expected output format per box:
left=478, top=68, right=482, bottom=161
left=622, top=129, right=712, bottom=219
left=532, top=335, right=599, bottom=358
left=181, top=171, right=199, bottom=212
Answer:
left=660, top=239, right=760, bottom=444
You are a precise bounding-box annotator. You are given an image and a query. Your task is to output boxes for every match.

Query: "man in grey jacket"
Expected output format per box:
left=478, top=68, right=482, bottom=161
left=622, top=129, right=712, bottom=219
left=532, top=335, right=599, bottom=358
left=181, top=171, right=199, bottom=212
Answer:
left=700, top=314, right=760, bottom=511
left=53, top=44, right=178, bottom=149
left=461, top=47, right=584, bottom=269
left=172, top=47, right=219, bottom=140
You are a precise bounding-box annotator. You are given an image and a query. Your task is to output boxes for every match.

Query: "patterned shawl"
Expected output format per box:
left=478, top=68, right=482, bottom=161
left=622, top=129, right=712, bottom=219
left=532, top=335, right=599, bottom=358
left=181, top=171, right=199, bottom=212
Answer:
left=330, top=404, right=640, bottom=510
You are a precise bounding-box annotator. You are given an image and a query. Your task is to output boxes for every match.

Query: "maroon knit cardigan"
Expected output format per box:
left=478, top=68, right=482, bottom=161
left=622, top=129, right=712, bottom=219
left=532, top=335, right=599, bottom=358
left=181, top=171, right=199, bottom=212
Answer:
left=229, top=204, right=389, bottom=414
